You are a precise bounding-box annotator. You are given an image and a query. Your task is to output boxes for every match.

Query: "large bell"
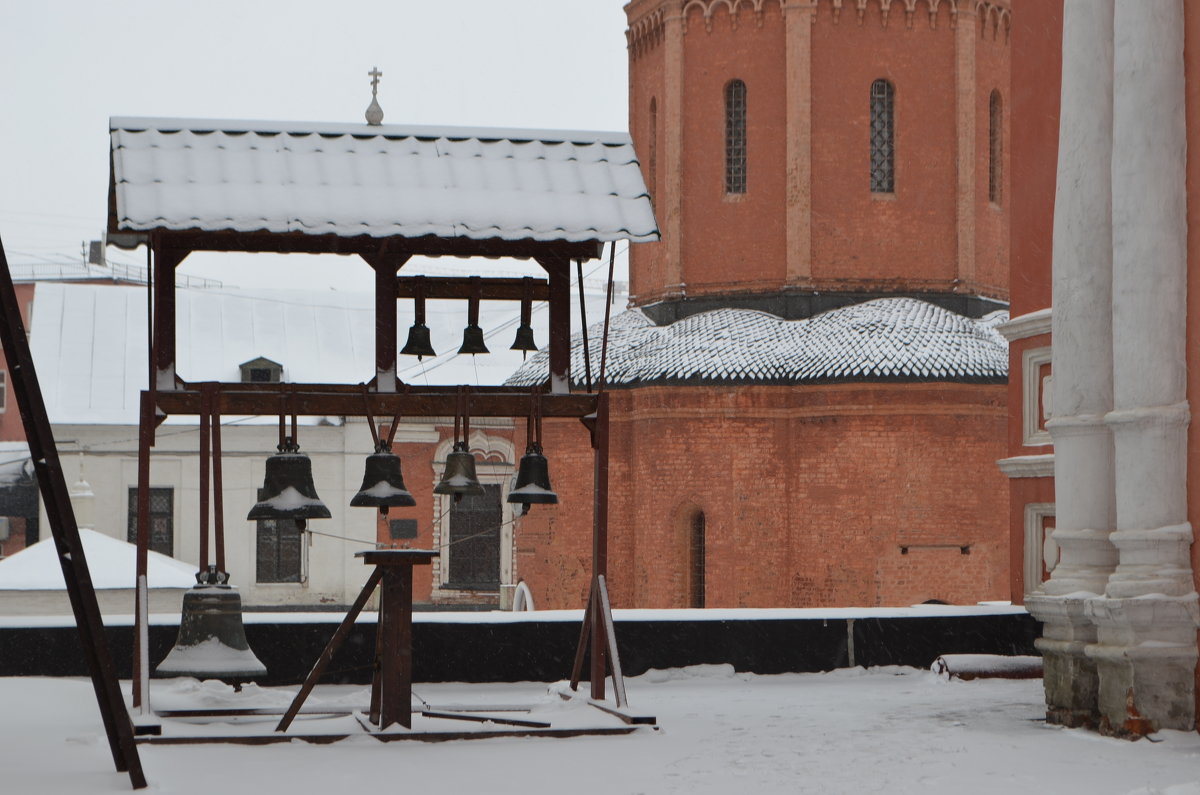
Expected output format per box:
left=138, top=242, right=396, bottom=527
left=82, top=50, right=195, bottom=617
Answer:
left=507, top=442, right=558, bottom=505
left=510, top=323, right=538, bottom=355
left=351, top=443, right=416, bottom=513
left=458, top=323, right=489, bottom=355
left=401, top=322, right=436, bottom=360
left=246, top=444, right=331, bottom=530
left=434, top=440, right=485, bottom=498
left=154, top=570, right=267, bottom=681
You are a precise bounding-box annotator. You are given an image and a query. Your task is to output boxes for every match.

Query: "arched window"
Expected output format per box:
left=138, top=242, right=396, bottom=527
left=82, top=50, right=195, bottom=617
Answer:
left=689, top=510, right=706, bottom=608
left=725, top=80, right=747, bottom=195
left=989, top=89, right=1003, bottom=204
left=870, top=79, right=895, bottom=193
left=649, top=96, right=658, bottom=198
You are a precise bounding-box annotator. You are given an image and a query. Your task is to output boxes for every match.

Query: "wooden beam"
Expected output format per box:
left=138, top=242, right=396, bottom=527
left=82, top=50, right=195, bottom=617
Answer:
left=396, top=276, right=549, bottom=302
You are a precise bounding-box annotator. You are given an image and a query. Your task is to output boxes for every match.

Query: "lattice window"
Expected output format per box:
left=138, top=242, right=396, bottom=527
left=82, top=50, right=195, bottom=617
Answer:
left=445, top=484, right=502, bottom=589
left=725, top=80, right=747, bottom=195
left=127, top=487, right=173, bottom=557
left=255, top=488, right=303, bottom=583
left=989, top=89, right=1003, bottom=205
left=649, top=96, right=658, bottom=199
left=870, top=79, right=895, bottom=194
left=689, top=510, right=706, bottom=608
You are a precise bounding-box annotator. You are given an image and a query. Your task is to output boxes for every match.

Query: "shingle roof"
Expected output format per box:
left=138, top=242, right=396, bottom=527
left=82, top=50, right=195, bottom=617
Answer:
left=505, top=297, right=1009, bottom=387
left=109, top=117, right=660, bottom=245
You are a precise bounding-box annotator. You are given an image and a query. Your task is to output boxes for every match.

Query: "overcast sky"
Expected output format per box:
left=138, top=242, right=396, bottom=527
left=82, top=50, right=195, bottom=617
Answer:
left=0, top=1, right=632, bottom=289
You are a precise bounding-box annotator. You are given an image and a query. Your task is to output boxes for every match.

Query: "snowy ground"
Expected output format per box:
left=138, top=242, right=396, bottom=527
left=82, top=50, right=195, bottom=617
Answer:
left=4, top=666, right=1199, bottom=795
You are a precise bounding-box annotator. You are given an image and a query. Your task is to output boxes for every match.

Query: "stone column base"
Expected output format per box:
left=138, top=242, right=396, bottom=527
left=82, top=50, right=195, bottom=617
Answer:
left=1085, top=594, right=1200, bottom=736
left=1026, top=594, right=1100, bottom=727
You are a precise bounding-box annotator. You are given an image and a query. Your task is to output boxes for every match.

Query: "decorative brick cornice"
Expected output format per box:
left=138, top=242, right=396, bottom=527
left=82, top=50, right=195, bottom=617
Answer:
left=681, top=0, right=779, bottom=34
left=628, top=6, right=667, bottom=59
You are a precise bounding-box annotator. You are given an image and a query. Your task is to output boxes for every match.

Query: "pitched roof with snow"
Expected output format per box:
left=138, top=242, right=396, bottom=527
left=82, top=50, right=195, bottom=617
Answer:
left=505, top=297, right=1009, bottom=388
left=0, top=529, right=196, bottom=590
left=109, top=117, right=660, bottom=245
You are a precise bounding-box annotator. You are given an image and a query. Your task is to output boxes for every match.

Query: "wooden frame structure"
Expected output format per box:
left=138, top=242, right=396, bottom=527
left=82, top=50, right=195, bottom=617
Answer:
left=126, top=227, right=629, bottom=719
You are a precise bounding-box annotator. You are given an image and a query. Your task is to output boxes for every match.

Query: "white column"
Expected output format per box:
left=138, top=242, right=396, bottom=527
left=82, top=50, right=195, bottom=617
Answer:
left=1086, top=0, right=1199, bottom=733
left=1025, top=0, right=1116, bottom=728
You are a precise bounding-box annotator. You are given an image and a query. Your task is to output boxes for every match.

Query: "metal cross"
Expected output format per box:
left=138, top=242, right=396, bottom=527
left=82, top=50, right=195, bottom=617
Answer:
left=369, top=66, right=382, bottom=96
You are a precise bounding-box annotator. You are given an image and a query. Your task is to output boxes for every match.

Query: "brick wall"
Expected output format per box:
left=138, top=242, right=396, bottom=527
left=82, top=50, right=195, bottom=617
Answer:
left=514, top=382, right=1008, bottom=610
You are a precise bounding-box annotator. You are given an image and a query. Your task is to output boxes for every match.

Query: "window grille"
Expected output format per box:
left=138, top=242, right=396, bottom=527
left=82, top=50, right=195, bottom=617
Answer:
left=127, top=487, right=174, bottom=557
left=870, top=79, right=895, bottom=193
left=989, top=90, right=1003, bottom=204
left=690, top=510, right=706, bottom=608
left=649, top=97, right=658, bottom=199
left=255, top=488, right=303, bottom=583
left=725, top=80, right=747, bottom=195
left=445, top=484, right=501, bottom=589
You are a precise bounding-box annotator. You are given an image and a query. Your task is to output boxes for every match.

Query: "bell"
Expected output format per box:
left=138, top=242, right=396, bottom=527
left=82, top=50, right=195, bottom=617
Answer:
left=154, top=569, right=267, bottom=681
left=434, top=440, right=485, bottom=498
left=458, top=323, right=489, bottom=355
left=351, top=444, right=416, bottom=512
left=510, top=323, right=538, bottom=354
left=401, top=322, right=436, bottom=360
left=247, top=444, right=331, bottom=530
left=507, top=442, right=558, bottom=505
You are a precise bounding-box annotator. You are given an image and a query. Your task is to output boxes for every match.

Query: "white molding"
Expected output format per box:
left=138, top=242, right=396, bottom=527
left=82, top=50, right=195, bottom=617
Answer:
left=1024, top=502, right=1056, bottom=598
left=996, top=307, right=1051, bottom=342
left=997, top=454, right=1055, bottom=479
left=1022, top=346, right=1053, bottom=446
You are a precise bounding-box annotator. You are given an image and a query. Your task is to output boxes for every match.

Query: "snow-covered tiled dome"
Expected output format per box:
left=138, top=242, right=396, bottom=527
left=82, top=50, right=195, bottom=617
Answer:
left=505, top=297, right=1008, bottom=387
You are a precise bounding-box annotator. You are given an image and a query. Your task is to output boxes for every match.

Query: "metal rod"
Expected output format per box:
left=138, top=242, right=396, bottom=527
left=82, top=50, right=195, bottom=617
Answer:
left=211, top=385, right=225, bottom=573
left=361, top=384, right=379, bottom=447
left=198, top=386, right=210, bottom=570
left=134, top=391, right=153, bottom=709
left=576, top=259, right=593, bottom=392
left=598, top=242, right=617, bottom=392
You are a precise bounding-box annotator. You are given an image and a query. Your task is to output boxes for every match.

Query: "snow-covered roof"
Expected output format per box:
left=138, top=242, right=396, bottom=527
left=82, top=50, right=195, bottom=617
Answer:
left=109, top=116, right=660, bottom=245
left=506, top=297, right=1009, bottom=387
left=0, top=528, right=196, bottom=590
left=29, top=281, right=620, bottom=425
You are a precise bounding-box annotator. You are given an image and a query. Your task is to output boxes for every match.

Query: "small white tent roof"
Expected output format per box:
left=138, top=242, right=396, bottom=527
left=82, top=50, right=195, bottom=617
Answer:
left=0, top=529, right=196, bottom=590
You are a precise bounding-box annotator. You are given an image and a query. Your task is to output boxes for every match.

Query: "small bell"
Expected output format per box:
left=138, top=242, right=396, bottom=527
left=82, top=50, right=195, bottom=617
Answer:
left=401, top=322, right=436, bottom=360
left=507, top=442, right=558, bottom=505
left=154, top=566, right=267, bottom=682
left=458, top=324, right=489, bottom=355
left=247, top=440, right=331, bottom=531
left=458, top=282, right=489, bottom=355
left=510, top=292, right=537, bottom=357
left=434, top=440, right=485, bottom=499
left=351, top=442, right=416, bottom=514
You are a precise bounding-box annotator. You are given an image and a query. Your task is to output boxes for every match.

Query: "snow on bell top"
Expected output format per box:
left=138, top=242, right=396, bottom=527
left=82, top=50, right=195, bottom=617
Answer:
left=365, top=66, right=384, bottom=126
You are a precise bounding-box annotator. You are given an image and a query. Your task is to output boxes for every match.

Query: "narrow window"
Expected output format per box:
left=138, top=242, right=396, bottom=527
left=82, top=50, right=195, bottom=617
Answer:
left=127, top=487, right=173, bottom=557
left=870, top=79, right=895, bottom=193
left=989, top=90, right=1003, bottom=204
left=0, top=370, right=7, bottom=412
left=690, top=511, right=706, bottom=608
left=256, top=487, right=303, bottom=583
left=649, top=97, right=658, bottom=199
left=445, top=484, right=502, bottom=589
left=725, top=80, right=747, bottom=195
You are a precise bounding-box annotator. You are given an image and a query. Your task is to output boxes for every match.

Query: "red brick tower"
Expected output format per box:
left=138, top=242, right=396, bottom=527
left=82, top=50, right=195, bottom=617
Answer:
left=626, top=0, right=1010, bottom=318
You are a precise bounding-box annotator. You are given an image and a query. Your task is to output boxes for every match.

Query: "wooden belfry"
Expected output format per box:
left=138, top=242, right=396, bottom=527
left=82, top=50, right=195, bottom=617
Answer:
left=108, top=114, right=659, bottom=729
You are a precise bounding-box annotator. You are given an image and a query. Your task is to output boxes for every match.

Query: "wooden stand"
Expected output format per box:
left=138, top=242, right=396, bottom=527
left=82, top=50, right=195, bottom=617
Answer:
left=277, top=549, right=436, bottom=733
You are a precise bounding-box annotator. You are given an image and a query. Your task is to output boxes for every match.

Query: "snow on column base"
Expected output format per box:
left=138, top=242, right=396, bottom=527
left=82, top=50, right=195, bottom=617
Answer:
left=1027, top=593, right=1101, bottom=727
left=1085, top=594, right=1200, bottom=734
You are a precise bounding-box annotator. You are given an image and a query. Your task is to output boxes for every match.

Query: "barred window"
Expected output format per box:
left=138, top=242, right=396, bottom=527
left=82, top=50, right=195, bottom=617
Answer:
left=989, top=89, right=1003, bottom=204
left=127, top=487, right=173, bottom=557
left=725, top=80, right=747, bottom=195
left=689, top=510, right=706, bottom=608
left=256, top=488, right=303, bottom=583
left=870, top=79, right=895, bottom=193
left=445, top=484, right=501, bottom=589
left=649, top=97, right=658, bottom=198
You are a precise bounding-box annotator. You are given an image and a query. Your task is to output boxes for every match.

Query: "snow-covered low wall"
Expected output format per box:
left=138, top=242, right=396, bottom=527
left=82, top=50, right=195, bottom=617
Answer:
left=0, top=605, right=1039, bottom=685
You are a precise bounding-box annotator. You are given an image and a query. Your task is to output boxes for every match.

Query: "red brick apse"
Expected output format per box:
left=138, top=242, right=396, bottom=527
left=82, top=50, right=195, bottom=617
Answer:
left=506, top=0, right=1012, bottom=610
